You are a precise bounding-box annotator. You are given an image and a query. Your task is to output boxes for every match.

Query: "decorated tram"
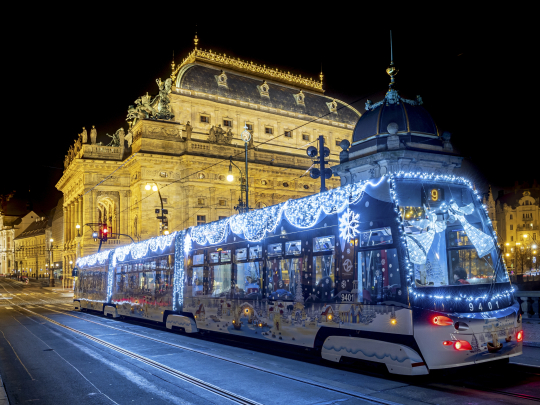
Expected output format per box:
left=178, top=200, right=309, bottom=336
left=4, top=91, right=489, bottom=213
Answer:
left=73, top=173, right=523, bottom=375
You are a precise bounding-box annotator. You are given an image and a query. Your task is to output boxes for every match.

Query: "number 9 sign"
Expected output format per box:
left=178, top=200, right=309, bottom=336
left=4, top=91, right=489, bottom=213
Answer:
left=431, top=189, right=438, bottom=201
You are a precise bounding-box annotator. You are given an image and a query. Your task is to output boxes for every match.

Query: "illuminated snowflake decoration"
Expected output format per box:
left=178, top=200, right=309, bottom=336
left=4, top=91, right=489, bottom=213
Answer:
left=339, top=208, right=359, bottom=242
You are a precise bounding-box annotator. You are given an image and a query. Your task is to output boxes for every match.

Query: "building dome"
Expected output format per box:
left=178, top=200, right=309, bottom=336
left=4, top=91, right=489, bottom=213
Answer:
left=352, top=89, right=438, bottom=144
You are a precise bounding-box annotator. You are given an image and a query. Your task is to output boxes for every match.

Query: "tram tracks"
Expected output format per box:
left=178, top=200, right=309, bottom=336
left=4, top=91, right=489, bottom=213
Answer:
left=4, top=295, right=401, bottom=405
left=23, top=303, right=540, bottom=404
left=3, top=280, right=539, bottom=405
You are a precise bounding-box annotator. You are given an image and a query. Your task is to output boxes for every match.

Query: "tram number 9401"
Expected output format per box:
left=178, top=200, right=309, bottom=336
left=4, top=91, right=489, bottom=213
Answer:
left=468, top=301, right=499, bottom=312
left=341, top=293, right=355, bottom=302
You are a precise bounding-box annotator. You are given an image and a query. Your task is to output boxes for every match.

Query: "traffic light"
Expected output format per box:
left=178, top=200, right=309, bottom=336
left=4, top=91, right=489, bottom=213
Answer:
left=102, top=225, right=108, bottom=242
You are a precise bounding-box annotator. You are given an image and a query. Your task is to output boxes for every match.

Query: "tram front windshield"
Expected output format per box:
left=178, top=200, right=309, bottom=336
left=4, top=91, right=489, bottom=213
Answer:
left=395, top=179, right=508, bottom=286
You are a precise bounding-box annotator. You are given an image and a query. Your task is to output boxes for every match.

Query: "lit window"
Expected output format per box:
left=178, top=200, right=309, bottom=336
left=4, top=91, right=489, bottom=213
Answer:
left=265, top=127, right=273, bottom=135
left=200, top=115, right=210, bottom=123
left=223, top=120, right=232, bottom=127
left=197, top=215, right=206, bottom=225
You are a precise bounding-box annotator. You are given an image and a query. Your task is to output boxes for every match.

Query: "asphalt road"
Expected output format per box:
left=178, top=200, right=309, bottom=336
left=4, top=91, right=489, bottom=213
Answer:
left=1, top=277, right=539, bottom=405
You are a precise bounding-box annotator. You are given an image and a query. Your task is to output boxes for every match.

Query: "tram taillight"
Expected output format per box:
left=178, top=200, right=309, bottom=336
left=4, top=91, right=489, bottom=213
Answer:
left=442, top=341, right=453, bottom=346
left=517, top=330, right=523, bottom=342
left=454, top=340, right=472, bottom=351
left=432, top=316, right=453, bottom=326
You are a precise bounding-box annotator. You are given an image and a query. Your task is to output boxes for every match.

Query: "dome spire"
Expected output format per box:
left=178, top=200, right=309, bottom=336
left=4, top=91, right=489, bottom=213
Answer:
left=386, top=30, right=398, bottom=89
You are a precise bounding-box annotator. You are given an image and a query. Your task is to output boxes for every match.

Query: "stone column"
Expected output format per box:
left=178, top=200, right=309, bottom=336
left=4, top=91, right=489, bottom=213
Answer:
left=67, top=203, right=71, bottom=243
left=79, top=196, right=84, bottom=229
left=63, top=207, right=68, bottom=247
left=75, top=198, right=80, bottom=239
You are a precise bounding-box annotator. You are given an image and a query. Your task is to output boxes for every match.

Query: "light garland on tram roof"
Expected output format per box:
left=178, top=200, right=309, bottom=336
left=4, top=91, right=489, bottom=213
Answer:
left=389, top=171, right=513, bottom=304
left=76, top=249, right=111, bottom=268
left=190, top=181, right=368, bottom=245
left=112, top=232, right=177, bottom=267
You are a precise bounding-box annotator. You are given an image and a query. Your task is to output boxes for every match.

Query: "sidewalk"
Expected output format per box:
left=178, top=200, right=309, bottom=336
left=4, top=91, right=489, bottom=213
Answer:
left=0, top=374, right=8, bottom=405
left=522, top=320, right=540, bottom=348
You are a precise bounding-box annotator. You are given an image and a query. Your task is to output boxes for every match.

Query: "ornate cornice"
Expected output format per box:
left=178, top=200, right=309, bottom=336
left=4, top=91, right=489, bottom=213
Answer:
left=171, top=48, right=324, bottom=93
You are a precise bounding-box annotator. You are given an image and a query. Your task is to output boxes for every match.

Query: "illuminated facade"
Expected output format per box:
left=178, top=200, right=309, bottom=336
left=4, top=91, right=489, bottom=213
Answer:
left=14, top=217, right=48, bottom=278
left=489, top=183, right=540, bottom=272
left=56, top=38, right=360, bottom=285
left=0, top=211, right=39, bottom=275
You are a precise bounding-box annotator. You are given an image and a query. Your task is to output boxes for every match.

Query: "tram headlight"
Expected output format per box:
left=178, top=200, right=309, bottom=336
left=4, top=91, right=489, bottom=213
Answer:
left=517, top=330, right=523, bottom=342
left=454, top=340, right=472, bottom=351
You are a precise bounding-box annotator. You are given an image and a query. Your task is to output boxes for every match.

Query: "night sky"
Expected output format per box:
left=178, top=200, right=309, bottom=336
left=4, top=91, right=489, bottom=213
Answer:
left=3, top=13, right=532, bottom=213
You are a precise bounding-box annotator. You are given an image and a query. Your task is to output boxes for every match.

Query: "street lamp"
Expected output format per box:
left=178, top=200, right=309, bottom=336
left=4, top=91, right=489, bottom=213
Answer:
left=227, top=157, right=247, bottom=213
left=76, top=224, right=81, bottom=237
left=145, top=182, right=168, bottom=234
left=240, top=124, right=251, bottom=212
left=48, top=238, right=55, bottom=287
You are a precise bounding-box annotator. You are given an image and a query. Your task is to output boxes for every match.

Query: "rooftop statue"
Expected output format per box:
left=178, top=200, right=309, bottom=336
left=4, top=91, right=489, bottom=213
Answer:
left=155, top=78, right=174, bottom=120
left=226, top=128, right=233, bottom=144
left=90, top=125, right=97, bottom=145
left=216, top=124, right=225, bottom=144
left=106, top=128, right=124, bottom=147
left=82, top=127, right=88, bottom=144
left=184, top=121, right=192, bottom=140
left=127, top=93, right=156, bottom=126
left=208, top=125, right=216, bottom=143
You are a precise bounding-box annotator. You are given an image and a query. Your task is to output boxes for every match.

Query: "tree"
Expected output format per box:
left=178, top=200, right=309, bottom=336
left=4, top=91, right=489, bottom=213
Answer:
left=514, top=242, right=534, bottom=275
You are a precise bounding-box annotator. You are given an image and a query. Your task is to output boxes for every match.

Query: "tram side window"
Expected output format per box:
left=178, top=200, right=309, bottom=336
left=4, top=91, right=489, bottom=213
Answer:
left=313, top=254, right=335, bottom=301
left=209, top=263, right=232, bottom=297
left=358, top=248, right=400, bottom=303
left=139, top=271, right=155, bottom=294
left=192, top=266, right=205, bottom=295
left=267, top=257, right=303, bottom=301
left=236, top=261, right=262, bottom=299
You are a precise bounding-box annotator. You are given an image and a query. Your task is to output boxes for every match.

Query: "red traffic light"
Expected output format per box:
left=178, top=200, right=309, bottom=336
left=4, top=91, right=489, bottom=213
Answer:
left=103, top=228, right=108, bottom=234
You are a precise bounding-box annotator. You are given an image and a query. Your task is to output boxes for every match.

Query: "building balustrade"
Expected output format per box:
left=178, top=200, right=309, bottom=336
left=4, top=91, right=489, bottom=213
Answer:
left=516, top=291, right=540, bottom=319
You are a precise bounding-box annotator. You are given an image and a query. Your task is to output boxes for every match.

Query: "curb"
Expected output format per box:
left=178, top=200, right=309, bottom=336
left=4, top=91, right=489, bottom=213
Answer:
left=0, top=373, right=9, bottom=405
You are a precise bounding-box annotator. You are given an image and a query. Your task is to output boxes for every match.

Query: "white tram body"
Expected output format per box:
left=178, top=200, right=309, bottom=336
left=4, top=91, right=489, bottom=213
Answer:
left=73, top=173, right=522, bottom=375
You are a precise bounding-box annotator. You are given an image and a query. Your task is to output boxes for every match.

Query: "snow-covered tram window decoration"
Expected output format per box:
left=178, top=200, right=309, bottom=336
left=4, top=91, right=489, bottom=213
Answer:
left=173, top=230, right=186, bottom=311
left=190, top=181, right=369, bottom=246
left=389, top=171, right=513, bottom=303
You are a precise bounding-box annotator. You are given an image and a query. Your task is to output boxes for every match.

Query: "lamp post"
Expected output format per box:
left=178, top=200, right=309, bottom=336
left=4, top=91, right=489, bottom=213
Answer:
left=48, top=238, right=55, bottom=287
left=227, top=156, right=246, bottom=213
left=240, top=125, right=251, bottom=212
left=145, top=182, right=168, bottom=235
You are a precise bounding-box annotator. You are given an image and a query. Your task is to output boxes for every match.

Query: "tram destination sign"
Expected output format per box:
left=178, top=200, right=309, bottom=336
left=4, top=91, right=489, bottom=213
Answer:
left=421, top=185, right=445, bottom=208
